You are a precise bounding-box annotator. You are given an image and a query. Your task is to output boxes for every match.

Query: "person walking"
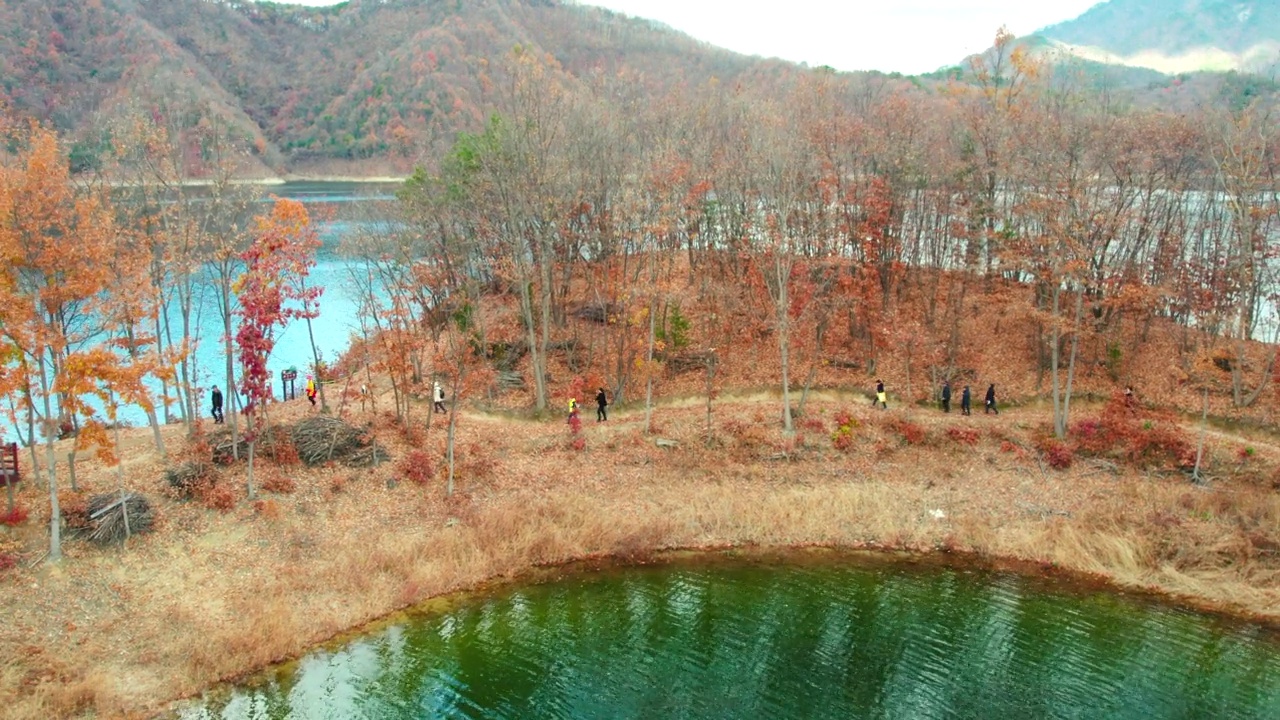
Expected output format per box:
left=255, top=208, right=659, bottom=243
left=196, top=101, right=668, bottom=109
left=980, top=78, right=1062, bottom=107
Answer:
left=305, top=374, right=317, bottom=408
left=596, top=387, right=609, bottom=422
left=433, top=381, right=447, bottom=414
left=984, top=383, right=998, bottom=415
left=941, top=380, right=951, bottom=413
left=568, top=397, right=579, bottom=421
left=873, top=380, right=887, bottom=410
left=210, top=386, right=224, bottom=424
left=961, top=385, right=971, bottom=416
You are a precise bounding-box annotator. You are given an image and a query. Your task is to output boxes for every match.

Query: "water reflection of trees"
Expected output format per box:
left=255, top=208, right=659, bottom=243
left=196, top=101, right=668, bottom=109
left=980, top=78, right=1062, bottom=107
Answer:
left=196, top=565, right=1280, bottom=719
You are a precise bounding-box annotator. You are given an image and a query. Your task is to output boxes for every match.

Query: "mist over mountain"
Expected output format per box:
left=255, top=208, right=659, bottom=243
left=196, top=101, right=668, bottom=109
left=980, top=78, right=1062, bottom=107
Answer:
left=1033, top=0, right=1280, bottom=74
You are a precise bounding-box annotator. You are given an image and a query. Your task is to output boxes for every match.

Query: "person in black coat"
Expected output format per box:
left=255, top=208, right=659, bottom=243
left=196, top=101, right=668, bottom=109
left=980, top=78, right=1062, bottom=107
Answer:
left=872, top=380, right=886, bottom=409
left=210, top=386, right=224, bottom=424
left=941, top=380, right=951, bottom=413
left=596, top=387, right=608, bottom=422
left=961, top=385, right=971, bottom=416
left=985, top=383, right=998, bottom=415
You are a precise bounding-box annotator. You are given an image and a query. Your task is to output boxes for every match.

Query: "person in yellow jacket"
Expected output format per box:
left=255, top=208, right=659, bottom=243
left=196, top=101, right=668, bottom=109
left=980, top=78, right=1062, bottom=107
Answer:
left=568, top=397, right=579, bottom=418
left=305, top=374, right=317, bottom=408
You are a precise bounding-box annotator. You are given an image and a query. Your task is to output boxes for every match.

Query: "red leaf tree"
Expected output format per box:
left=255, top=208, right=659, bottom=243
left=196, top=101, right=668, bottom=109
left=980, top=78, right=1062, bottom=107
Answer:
left=235, top=198, right=320, bottom=499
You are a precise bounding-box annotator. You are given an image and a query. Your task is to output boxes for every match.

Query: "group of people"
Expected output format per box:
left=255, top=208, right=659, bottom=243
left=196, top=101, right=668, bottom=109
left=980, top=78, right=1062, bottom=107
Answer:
left=207, top=373, right=320, bottom=423
left=568, top=388, right=610, bottom=422
left=873, top=379, right=999, bottom=415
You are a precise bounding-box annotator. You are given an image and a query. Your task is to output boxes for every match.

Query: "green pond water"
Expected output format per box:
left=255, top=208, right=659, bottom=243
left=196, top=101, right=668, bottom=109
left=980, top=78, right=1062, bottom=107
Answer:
left=178, top=556, right=1280, bottom=719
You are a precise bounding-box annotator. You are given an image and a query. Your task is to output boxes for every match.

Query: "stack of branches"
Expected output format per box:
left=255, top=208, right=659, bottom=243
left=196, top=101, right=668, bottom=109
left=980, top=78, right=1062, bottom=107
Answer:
left=665, top=350, right=718, bottom=375
left=164, top=461, right=212, bottom=498
left=823, top=356, right=862, bottom=371
left=572, top=302, right=618, bottom=324
left=84, top=491, right=154, bottom=545
left=496, top=371, right=525, bottom=390
left=548, top=339, right=582, bottom=372
left=209, top=428, right=247, bottom=465
left=209, top=425, right=285, bottom=464
left=345, top=444, right=391, bottom=468
left=291, top=416, right=374, bottom=466
left=486, top=341, right=528, bottom=371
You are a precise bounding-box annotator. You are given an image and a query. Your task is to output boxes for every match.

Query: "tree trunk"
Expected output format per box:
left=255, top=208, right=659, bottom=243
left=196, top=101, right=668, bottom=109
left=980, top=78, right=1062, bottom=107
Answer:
left=1051, top=285, right=1065, bottom=438
left=519, top=277, right=546, bottom=411
left=446, top=375, right=460, bottom=497
left=1060, top=289, right=1085, bottom=439
left=1193, top=385, right=1209, bottom=484
left=777, top=256, right=793, bottom=433
left=221, top=279, right=240, bottom=460
left=178, top=287, right=197, bottom=434
left=127, top=333, right=167, bottom=458
left=39, top=357, right=61, bottom=562
left=644, top=293, right=656, bottom=435
left=704, top=359, right=716, bottom=441
left=111, top=393, right=131, bottom=542
left=304, top=307, right=328, bottom=412
left=246, top=436, right=257, bottom=501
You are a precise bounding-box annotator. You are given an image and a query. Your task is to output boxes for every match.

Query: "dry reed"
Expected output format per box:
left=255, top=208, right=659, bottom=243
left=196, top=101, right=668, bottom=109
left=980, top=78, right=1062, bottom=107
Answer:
left=1, top=397, right=1278, bottom=719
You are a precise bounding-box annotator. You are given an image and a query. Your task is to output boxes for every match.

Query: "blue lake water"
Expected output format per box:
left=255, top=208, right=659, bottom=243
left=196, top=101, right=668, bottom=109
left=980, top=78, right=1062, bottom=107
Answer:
left=0, top=181, right=399, bottom=438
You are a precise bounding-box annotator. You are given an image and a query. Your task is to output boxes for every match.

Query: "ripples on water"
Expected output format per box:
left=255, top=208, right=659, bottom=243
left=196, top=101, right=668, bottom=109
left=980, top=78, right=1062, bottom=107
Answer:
left=180, top=561, right=1280, bottom=719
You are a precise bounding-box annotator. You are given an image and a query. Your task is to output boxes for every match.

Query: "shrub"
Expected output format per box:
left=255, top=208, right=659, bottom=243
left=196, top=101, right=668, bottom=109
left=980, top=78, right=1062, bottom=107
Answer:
left=571, top=436, right=586, bottom=452
left=0, top=553, right=16, bottom=572
left=800, top=417, right=826, bottom=434
left=1039, top=439, right=1074, bottom=470
left=1070, top=397, right=1192, bottom=471
left=896, top=420, right=926, bottom=446
left=399, top=423, right=426, bottom=446
left=399, top=449, right=435, bottom=486
left=1070, top=418, right=1110, bottom=454
left=725, top=418, right=770, bottom=449
left=253, top=499, right=281, bottom=520
left=0, top=506, right=28, bottom=526
left=461, top=442, right=497, bottom=480
left=946, top=427, right=980, bottom=446
left=261, top=472, right=297, bottom=494
left=1238, top=446, right=1255, bottom=462
left=830, top=409, right=859, bottom=452
left=272, top=438, right=301, bottom=466
left=201, top=484, right=235, bottom=513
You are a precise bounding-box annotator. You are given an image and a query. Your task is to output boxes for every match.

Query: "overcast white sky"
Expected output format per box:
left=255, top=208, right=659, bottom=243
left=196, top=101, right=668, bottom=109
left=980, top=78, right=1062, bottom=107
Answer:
left=284, top=0, right=1102, bottom=74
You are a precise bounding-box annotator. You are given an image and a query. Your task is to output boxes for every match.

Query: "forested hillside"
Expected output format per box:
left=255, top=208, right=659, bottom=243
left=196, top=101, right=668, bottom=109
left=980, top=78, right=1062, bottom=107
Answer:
left=5, top=0, right=1278, bottom=175
left=0, top=0, right=790, bottom=174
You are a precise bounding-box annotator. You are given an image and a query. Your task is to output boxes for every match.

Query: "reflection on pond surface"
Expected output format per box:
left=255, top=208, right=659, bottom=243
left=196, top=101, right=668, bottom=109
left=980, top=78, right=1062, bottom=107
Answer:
left=180, top=558, right=1280, bottom=719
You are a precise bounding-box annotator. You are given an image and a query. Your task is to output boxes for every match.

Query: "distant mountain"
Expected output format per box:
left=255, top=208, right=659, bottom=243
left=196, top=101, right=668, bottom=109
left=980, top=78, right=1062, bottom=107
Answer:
left=0, top=0, right=785, bottom=176
left=1032, top=0, right=1280, bottom=74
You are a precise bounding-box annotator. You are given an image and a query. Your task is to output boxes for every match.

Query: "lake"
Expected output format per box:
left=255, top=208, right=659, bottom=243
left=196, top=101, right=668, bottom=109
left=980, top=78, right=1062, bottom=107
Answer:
left=176, top=555, right=1280, bottom=719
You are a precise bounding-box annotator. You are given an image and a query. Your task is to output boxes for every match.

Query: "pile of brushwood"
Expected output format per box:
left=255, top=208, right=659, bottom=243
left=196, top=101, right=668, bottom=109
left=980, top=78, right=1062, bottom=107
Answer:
left=164, top=461, right=211, bottom=498
left=207, top=418, right=387, bottom=467
left=291, top=416, right=387, bottom=467
left=81, top=491, right=154, bottom=545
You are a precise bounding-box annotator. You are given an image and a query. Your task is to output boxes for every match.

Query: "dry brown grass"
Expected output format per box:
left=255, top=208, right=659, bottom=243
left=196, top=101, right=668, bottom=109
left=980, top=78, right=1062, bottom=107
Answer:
left=0, top=394, right=1278, bottom=719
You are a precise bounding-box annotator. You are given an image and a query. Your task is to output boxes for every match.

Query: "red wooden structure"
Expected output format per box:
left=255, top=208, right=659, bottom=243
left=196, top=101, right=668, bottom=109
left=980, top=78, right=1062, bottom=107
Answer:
left=1, top=442, right=18, bottom=489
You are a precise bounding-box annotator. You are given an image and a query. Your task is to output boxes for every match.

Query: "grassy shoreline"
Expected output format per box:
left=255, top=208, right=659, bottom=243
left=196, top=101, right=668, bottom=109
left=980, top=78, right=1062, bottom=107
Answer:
left=2, top=397, right=1278, bottom=719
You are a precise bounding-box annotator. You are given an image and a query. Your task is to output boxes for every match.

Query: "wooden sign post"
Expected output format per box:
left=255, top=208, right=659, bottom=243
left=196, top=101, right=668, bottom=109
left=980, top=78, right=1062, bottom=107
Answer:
left=281, top=368, right=298, bottom=400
